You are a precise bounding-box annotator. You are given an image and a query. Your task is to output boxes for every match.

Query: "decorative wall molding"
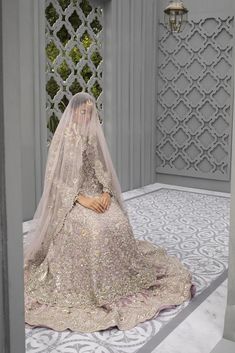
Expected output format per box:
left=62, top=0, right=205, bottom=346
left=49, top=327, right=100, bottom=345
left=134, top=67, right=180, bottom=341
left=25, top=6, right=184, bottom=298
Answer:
left=102, top=0, right=159, bottom=190
left=0, top=0, right=26, bottom=351
left=156, top=16, right=234, bottom=181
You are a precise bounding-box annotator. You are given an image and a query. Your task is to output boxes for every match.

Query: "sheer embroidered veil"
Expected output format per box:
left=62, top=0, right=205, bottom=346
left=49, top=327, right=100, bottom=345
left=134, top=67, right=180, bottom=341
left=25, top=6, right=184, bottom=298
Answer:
left=24, top=92, right=127, bottom=268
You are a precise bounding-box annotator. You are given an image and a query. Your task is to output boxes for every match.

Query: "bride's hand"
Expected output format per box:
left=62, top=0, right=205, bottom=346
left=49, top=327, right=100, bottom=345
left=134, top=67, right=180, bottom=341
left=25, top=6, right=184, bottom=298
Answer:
left=76, top=194, right=106, bottom=213
left=100, top=192, right=111, bottom=210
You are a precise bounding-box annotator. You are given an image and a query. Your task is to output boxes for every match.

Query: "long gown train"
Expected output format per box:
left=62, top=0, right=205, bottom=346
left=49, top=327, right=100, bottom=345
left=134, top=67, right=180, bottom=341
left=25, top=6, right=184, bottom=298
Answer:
left=24, top=148, right=196, bottom=332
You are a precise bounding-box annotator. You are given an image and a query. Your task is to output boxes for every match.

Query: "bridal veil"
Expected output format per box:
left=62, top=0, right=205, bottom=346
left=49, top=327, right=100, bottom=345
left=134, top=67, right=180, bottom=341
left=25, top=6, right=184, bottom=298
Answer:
left=24, top=92, right=127, bottom=268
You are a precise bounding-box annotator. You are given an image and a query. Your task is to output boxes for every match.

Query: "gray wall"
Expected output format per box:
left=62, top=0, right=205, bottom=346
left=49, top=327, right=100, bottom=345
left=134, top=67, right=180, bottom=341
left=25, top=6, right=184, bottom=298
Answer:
left=0, top=0, right=26, bottom=351
left=19, top=0, right=37, bottom=222
left=20, top=0, right=48, bottom=222
left=102, top=0, right=158, bottom=191
left=211, top=2, right=235, bottom=347
left=156, top=0, right=235, bottom=192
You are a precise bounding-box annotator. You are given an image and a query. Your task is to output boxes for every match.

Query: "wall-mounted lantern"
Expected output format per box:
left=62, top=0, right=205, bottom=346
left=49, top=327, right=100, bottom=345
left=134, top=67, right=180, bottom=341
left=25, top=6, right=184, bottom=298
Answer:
left=164, top=0, right=188, bottom=33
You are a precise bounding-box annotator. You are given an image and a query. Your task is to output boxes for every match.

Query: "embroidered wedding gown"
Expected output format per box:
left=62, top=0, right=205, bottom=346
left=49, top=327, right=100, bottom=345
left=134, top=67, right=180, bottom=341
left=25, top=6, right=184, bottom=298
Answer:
left=24, top=92, right=196, bottom=332
left=24, top=146, right=196, bottom=332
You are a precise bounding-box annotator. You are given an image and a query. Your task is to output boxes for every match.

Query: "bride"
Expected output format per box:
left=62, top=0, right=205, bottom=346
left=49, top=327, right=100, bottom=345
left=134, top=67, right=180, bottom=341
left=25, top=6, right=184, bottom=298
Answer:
left=24, top=91, right=196, bottom=332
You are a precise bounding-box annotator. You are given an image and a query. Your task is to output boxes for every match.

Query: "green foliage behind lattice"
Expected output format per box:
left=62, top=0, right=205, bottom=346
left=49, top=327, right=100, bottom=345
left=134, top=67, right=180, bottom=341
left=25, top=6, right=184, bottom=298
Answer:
left=45, top=0, right=104, bottom=144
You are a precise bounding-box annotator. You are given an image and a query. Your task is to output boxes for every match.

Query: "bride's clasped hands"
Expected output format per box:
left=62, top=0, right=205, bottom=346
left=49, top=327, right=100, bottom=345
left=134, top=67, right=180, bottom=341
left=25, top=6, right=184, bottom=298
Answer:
left=75, top=191, right=111, bottom=213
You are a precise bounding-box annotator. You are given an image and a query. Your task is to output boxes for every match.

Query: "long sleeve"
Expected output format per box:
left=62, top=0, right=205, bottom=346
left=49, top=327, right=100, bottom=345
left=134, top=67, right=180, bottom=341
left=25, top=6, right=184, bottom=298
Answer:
left=93, top=158, right=113, bottom=197
left=86, top=137, right=114, bottom=198
left=51, top=150, right=85, bottom=209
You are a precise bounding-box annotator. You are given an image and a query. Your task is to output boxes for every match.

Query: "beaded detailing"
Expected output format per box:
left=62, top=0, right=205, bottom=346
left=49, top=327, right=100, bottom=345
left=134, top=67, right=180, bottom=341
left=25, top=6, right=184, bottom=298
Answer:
left=24, top=137, right=196, bottom=332
left=86, top=138, right=114, bottom=197
left=24, top=236, right=195, bottom=332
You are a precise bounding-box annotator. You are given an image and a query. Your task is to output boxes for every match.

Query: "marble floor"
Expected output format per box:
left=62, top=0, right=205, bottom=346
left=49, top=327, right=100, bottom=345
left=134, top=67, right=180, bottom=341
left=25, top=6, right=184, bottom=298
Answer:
left=151, top=278, right=227, bottom=353
left=23, top=182, right=230, bottom=353
left=126, top=183, right=229, bottom=353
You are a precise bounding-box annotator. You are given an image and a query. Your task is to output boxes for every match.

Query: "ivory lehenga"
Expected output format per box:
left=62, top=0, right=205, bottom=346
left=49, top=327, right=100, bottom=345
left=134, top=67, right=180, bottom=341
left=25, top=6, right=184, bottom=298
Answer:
left=24, top=92, right=196, bottom=332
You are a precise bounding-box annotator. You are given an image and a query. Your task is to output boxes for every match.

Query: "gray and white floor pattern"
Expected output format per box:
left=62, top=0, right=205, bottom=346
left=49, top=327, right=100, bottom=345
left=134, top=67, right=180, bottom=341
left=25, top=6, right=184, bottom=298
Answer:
left=24, top=183, right=230, bottom=353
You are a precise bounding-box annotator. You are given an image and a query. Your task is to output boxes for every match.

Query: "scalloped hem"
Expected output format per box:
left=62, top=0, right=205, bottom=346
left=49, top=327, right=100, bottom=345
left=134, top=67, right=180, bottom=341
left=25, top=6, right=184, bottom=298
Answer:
left=25, top=281, right=196, bottom=332
left=25, top=240, right=196, bottom=332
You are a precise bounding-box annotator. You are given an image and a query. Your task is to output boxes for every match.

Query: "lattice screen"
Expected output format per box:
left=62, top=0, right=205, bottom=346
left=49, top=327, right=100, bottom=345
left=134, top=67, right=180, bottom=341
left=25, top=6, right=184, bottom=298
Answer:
left=45, top=0, right=104, bottom=144
left=156, top=16, right=234, bottom=181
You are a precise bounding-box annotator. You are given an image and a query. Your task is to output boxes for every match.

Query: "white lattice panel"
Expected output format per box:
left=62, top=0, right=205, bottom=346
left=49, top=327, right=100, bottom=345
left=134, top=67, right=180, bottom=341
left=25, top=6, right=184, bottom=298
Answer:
left=45, top=0, right=104, bottom=143
left=156, top=16, right=234, bottom=181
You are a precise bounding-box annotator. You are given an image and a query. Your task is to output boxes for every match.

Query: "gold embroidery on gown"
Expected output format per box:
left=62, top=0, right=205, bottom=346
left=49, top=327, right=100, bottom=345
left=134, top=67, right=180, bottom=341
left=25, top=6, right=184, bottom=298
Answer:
left=24, top=144, right=196, bottom=332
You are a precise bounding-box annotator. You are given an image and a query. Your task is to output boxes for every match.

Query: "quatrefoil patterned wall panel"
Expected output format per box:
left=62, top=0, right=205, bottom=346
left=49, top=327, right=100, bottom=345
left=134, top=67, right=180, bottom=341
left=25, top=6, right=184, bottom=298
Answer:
left=156, top=16, right=234, bottom=181
left=45, top=0, right=104, bottom=144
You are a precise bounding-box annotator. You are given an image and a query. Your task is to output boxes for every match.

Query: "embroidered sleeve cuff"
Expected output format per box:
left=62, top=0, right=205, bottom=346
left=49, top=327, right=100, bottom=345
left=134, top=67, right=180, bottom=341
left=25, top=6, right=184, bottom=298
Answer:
left=103, top=187, right=113, bottom=197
